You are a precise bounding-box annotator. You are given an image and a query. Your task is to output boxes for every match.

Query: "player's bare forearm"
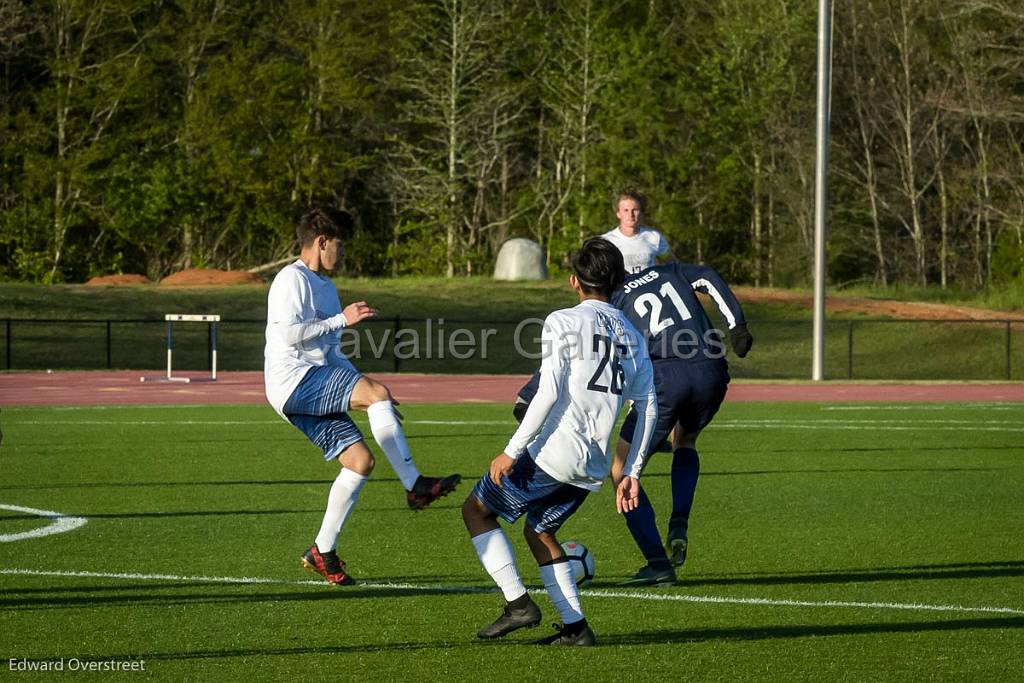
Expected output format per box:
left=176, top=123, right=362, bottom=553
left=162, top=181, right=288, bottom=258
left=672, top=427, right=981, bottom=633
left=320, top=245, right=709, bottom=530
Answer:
left=611, top=439, right=629, bottom=486
left=489, top=452, right=515, bottom=487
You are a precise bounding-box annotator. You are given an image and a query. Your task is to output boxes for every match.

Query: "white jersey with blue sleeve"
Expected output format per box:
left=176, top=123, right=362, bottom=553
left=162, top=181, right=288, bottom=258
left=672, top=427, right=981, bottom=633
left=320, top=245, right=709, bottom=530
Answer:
left=503, top=299, right=657, bottom=491
left=264, top=259, right=351, bottom=418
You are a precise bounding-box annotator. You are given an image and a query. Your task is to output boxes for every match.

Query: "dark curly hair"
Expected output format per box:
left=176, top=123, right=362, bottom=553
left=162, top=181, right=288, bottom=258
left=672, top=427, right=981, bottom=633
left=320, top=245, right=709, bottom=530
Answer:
left=296, top=206, right=354, bottom=247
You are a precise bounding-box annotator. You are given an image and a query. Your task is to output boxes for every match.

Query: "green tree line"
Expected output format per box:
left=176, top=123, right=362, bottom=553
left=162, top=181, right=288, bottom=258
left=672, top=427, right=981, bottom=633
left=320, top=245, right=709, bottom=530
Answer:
left=1, top=0, right=1022, bottom=286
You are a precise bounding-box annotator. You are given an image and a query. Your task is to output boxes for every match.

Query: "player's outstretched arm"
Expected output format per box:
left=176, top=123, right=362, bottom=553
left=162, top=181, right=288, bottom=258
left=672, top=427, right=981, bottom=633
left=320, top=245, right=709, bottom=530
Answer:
left=678, top=262, right=752, bottom=357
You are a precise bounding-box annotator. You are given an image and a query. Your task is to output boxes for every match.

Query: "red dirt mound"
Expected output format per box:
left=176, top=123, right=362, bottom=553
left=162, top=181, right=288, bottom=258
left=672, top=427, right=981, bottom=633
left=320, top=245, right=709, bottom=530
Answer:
left=733, top=286, right=1024, bottom=321
left=85, top=273, right=151, bottom=286
left=159, top=268, right=263, bottom=286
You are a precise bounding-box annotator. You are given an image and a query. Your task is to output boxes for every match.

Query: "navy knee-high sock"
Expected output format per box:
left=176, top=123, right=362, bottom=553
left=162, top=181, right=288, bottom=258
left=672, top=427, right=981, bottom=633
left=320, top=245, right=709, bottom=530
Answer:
left=623, top=486, right=670, bottom=568
left=670, top=447, right=700, bottom=526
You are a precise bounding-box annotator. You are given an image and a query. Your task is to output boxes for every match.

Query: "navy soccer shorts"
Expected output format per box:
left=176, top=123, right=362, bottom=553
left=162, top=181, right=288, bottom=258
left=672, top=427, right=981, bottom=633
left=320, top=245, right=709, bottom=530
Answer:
left=620, top=359, right=729, bottom=453
left=472, top=456, right=590, bottom=534
left=516, top=370, right=541, bottom=404
left=284, top=363, right=364, bottom=461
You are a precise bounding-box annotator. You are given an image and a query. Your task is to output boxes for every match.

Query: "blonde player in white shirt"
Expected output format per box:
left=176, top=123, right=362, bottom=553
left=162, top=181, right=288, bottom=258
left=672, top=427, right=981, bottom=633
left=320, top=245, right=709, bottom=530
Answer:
left=265, top=206, right=460, bottom=586
left=601, top=188, right=674, bottom=274
left=461, top=237, right=658, bottom=647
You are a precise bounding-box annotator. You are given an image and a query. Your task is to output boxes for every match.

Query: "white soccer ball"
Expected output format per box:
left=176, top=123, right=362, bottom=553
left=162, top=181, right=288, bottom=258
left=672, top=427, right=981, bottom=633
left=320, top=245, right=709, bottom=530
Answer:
left=560, top=540, right=596, bottom=587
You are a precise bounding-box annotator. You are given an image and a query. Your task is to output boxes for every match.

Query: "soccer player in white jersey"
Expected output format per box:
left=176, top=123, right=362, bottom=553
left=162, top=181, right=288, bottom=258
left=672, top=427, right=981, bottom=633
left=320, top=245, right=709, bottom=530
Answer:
left=601, top=188, right=674, bottom=274
left=265, top=206, right=461, bottom=586
left=461, top=237, right=657, bottom=646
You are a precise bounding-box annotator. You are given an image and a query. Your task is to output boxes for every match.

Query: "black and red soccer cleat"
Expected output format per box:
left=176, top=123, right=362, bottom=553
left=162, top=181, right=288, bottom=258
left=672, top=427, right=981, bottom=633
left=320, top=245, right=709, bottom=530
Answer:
left=406, top=474, right=462, bottom=510
left=300, top=544, right=355, bottom=585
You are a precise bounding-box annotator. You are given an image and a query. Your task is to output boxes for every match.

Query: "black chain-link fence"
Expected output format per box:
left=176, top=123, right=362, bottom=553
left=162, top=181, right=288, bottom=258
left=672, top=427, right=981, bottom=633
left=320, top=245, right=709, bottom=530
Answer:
left=2, top=317, right=1022, bottom=380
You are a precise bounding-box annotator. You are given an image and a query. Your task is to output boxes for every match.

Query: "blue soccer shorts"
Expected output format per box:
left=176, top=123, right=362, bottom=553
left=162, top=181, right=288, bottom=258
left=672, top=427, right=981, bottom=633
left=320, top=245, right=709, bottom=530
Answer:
left=620, top=359, right=729, bottom=454
left=283, top=362, right=364, bottom=461
left=472, top=456, right=590, bottom=534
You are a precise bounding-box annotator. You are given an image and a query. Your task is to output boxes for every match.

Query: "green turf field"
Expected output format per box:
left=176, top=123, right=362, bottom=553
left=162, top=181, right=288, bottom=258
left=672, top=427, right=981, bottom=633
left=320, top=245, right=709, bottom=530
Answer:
left=2, top=401, right=1023, bottom=680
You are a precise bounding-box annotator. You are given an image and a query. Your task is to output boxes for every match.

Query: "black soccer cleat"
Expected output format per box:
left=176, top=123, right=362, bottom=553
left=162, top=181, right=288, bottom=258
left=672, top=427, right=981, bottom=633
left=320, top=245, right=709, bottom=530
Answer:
left=666, top=522, right=689, bottom=568
left=406, top=473, right=462, bottom=510
left=300, top=544, right=356, bottom=586
left=534, top=620, right=596, bottom=646
left=619, top=563, right=677, bottom=587
left=477, top=596, right=542, bottom=639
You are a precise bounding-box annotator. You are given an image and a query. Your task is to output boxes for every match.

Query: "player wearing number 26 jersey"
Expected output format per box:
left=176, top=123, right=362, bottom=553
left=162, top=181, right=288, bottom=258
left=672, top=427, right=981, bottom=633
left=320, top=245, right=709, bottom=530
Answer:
left=506, top=299, right=657, bottom=490
left=463, top=238, right=657, bottom=646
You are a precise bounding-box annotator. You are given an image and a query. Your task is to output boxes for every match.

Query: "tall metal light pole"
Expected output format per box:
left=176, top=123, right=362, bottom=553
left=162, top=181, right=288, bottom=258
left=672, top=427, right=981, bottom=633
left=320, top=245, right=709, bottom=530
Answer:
left=812, top=0, right=832, bottom=381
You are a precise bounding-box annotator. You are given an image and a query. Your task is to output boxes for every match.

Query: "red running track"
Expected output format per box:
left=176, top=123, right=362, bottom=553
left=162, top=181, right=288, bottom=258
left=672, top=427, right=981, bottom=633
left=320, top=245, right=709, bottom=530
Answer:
left=1, top=371, right=1023, bottom=407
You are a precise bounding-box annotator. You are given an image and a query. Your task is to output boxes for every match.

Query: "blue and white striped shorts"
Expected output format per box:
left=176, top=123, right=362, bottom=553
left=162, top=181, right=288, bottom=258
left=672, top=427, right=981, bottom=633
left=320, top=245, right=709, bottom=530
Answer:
left=284, top=362, right=364, bottom=461
left=471, top=456, right=590, bottom=534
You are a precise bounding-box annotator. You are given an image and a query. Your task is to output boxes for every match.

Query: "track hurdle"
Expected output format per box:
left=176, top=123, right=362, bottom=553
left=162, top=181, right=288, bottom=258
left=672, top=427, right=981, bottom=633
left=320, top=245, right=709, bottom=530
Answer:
left=140, top=314, right=220, bottom=383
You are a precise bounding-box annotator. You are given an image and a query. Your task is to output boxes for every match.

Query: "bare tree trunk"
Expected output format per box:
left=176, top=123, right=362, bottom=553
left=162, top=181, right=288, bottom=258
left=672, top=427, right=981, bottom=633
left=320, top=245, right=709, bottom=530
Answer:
left=50, top=1, right=71, bottom=282
left=751, top=151, right=762, bottom=287
left=767, top=180, right=775, bottom=288
left=696, top=207, right=704, bottom=264
left=446, top=1, right=459, bottom=278
left=973, top=211, right=984, bottom=286
left=577, top=0, right=592, bottom=240
left=937, top=162, right=948, bottom=289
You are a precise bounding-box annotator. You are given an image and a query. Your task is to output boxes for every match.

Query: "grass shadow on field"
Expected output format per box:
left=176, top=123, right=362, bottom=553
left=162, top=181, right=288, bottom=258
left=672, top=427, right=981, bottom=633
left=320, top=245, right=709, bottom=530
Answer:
left=599, top=615, right=1024, bottom=646
left=74, top=638, right=503, bottom=663
left=642, top=466, right=1000, bottom=479
left=1, top=503, right=458, bottom=519
left=675, top=560, right=1024, bottom=588
left=0, top=584, right=490, bottom=611
left=47, top=509, right=324, bottom=520
left=48, top=617, right=1024, bottom=660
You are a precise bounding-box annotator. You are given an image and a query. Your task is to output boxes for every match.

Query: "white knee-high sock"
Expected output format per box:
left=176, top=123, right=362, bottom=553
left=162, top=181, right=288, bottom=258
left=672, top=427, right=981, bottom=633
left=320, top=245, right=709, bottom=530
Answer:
left=314, top=468, right=368, bottom=552
left=471, top=528, right=527, bottom=602
left=367, top=401, right=421, bottom=490
left=540, top=561, right=584, bottom=624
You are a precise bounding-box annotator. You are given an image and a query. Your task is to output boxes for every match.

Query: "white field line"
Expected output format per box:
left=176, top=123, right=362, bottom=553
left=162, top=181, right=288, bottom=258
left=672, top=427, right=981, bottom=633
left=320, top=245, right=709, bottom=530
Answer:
left=0, top=505, right=87, bottom=543
left=29, top=402, right=1024, bottom=413
left=722, top=418, right=1024, bottom=425
left=1, top=567, right=1021, bottom=617
left=824, top=404, right=1024, bottom=411
left=16, top=419, right=1024, bottom=432
left=10, top=420, right=284, bottom=426
left=714, top=424, right=1024, bottom=432
left=10, top=413, right=1024, bottom=426
left=8, top=419, right=510, bottom=426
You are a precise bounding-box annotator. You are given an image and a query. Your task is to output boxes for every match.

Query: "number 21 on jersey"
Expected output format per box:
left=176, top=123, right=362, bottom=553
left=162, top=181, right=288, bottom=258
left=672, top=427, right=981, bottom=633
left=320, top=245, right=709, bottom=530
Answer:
left=633, top=282, right=692, bottom=335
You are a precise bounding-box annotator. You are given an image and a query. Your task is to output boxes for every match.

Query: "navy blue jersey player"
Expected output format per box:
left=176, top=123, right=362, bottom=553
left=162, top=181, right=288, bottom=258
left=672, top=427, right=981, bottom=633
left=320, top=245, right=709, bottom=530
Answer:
left=609, top=262, right=751, bottom=584
left=513, top=260, right=752, bottom=585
